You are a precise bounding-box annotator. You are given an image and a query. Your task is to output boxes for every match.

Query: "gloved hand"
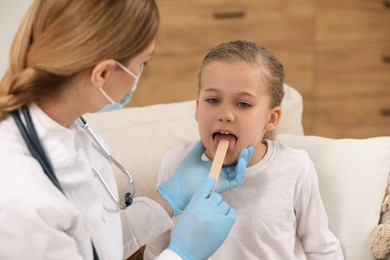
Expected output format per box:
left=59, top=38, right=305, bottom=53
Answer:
left=158, top=141, right=254, bottom=216
left=215, top=145, right=255, bottom=193
left=168, top=178, right=236, bottom=260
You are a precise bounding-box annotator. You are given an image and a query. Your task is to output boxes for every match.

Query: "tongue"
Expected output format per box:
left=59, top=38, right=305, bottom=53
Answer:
left=214, top=133, right=237, bottom=151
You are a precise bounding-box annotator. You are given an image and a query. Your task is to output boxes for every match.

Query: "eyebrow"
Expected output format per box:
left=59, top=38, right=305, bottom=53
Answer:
left=203, top=88, right=257, bottom=98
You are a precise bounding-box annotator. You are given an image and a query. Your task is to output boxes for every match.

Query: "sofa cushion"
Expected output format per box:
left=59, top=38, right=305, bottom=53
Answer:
left=276, top=83, right=304, bottom=136
left=277, top=134, right=390, bottom=260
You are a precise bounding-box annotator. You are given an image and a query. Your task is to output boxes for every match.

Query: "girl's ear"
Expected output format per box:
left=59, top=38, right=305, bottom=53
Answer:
left=89, top=59, right=117, bottom=88
left=195, top=99, right=199, bottom=122
left=265, top=106, right=282, bottom=132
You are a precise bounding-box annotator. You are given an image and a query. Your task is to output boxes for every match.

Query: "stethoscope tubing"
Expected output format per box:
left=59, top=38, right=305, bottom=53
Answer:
left=11, top=107, right=64, bottom=193
left=10, top=106, right=135, bottom=209
left=80, top=116, right=135, bottom=208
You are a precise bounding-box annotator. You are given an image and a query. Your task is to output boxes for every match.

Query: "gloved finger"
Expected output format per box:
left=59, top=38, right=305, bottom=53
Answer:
left=237, top=146, right=255, bottom=163
left=227, top=146, right=255, bottom=185
left=192, top=178, right=214, bottom=201
left=225, top=205, right=237, bottom=220
left=230, top=157, right=247, bottom=185
left=208, top=192, right=223, bottom=205
left=214, top=177, right=228, bottom=193
left=214, top=146, right=255, bottom=193
left=221, top=146, right=255, bottom=179
left=218, top=156, right=248, bottom=189
left=222, top=167, right=236, bottom=180
left=216, top=200, right=233, bottom=215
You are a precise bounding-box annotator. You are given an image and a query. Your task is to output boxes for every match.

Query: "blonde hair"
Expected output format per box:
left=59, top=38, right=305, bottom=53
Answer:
left=197, top=40, right=285, bottom=140
left=0, top=0, right=159, bottom=119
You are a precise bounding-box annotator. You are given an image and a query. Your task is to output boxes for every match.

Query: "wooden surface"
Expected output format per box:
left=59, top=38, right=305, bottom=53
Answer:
left=130, top=0, right=314, bottom=107
left=128, top=0, right=390, bottom=139
left=313, top=0, right=390, bottom=138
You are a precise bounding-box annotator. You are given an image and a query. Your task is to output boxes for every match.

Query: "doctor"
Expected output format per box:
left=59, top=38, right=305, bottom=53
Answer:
left=0, top=0, right=254, bottom=259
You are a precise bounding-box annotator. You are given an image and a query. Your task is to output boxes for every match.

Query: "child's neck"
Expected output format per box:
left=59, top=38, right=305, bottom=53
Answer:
left=247, top=140, right=268, bottom=167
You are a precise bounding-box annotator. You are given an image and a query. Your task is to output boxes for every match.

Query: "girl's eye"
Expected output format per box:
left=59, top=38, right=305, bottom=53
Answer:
left=206, top=98, right=220, bottom=104
left=237, top=102, right=252, bottom=108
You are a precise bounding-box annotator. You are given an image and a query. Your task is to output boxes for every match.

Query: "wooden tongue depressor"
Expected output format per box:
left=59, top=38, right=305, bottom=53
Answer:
left=208, top=139, right=229, bottom=193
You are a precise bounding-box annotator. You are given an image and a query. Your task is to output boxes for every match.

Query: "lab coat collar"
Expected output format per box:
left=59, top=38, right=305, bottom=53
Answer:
left=29, top=103, right=77, bottom=152
left=27, top=104, right=92, bottom=187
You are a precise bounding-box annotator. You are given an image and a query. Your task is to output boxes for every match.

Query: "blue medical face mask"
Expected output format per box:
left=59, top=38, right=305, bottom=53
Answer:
left=98, top=61, right=144, bottom=113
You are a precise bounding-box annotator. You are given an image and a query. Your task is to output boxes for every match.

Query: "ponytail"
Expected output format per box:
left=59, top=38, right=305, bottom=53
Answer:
left=0, top=0, right=159, bottom=120
left=0, top=2, right=39, bottom=119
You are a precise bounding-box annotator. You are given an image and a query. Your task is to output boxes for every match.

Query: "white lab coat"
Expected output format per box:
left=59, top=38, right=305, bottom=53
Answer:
left=0, top=104, right=179, bottom=260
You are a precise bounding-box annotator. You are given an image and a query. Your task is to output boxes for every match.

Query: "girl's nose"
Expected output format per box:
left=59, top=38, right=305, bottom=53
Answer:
left=217, top=107, right=235, bottom=122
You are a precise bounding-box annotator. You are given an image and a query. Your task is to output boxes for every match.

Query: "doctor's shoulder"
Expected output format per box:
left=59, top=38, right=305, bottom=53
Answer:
left=0, top=114, right=77, bottom=222
left=0, top=114, right=44, bottom=181
left=0, top=134, right=80, bottom=252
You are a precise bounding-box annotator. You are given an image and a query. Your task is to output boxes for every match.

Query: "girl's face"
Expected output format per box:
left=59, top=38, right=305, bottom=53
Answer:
left=195, top=61, right=280, bottom=165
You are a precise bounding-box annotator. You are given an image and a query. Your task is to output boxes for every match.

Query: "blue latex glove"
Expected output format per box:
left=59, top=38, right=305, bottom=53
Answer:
left=168, top=178, right=236, bottom=260
left=158, top=141, right=254, bottom=216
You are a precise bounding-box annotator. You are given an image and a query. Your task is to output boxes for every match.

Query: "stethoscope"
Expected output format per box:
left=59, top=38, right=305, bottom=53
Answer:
left=11, top=106, right=135, bottom=210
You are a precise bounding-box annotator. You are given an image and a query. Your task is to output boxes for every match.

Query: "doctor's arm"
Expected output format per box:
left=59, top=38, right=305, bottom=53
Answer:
left=120, top=193, right=174, bottom=258
left=0, top=197, right=84, bottom=260
left=122, top=179, right=236, bottom=260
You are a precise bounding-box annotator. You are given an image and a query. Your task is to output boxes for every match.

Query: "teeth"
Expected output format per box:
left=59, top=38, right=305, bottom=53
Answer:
left=219, top=132, right=230, bottom=135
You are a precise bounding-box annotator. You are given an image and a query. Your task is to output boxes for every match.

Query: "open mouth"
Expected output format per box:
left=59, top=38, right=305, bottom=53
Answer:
left=212, top=131, right=238, bottom=151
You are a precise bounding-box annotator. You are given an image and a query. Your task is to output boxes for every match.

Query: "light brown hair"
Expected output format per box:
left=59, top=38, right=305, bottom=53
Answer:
left=197, top=40, right=285, bottom=140
left=0, top=0, right=159, bottom=119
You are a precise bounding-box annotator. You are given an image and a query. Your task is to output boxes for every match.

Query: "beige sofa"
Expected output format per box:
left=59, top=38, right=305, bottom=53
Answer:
left=85, top=84, right=390, bottom=260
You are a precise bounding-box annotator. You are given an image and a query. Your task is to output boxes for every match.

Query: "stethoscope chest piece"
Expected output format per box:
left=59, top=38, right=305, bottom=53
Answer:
left=125, top=192, right=133, bottom=206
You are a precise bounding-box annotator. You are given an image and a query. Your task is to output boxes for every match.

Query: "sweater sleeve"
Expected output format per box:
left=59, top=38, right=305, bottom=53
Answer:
left=156, top=249, right=183, bottom=260
left=0, top=195, right=86, bottom=260
left=295, top=159, right=344, bottom=260
left=143, top=143, right=192, bottom=259
left=123, top=143, right=196, bottom=258
left=121, top=197, right=174, bottom=258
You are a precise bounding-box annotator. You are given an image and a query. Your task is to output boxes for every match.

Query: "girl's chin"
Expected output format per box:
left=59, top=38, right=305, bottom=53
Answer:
left=222, top=153, right=239, bottom=166
left=205, top=148, right=238, bottom=165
